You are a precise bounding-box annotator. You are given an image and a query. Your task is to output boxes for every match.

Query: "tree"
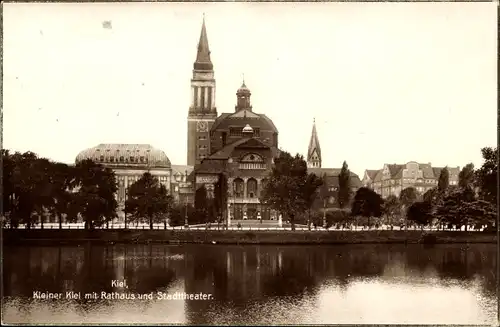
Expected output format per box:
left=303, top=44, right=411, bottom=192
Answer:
left=407, top=201, right=432, bottom=229
left=475, top=147, right=497, bottom=204
left=435, top=186, right=477, bottom=231
left=458, top=163, right=475, bottom=189
left=260, top=151, right=321, bottom=230
left=438, top=167, right=449, bottom=192
left=194, top=185, right=209, bottom=225
left=9, top=152, right=44, bottom=229
left=126, top=172, right=172, bottom=229
left=213, top=173, right=228, bottom=227
left=168, top=204, right=185, bottom=227
left=338, top=161, right=351, bottom=209
left=423, top=187, right=438, bottom=204
left=74, top=159, right=118, bottom=229
left=351, top=187, right=384, bottom=225
left=383, top=195, right=401, bottom=226
left=400, top=187, right=418, bottom=207
left=303, top=173, right=324, bottom=228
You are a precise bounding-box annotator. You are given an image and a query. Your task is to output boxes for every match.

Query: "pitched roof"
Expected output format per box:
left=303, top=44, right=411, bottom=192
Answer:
left=365, top=169, right=379, bottom=180
left=171, top=165, right=194, bottom=176
left=210, top=111, right=278, bottom=133
left=307, top=168, right=362, bottom=188
left=387, top=164, right=404, bottom=178
left=195, top=159, right=227, bottom=174
left=194, top=17, right=212, bottom=70
left=373, top=170, right=383, bottom=182
left=208, top=137, right=278, bottom=160
left=418, top=163, right=435, bottom=178
left=307, top=119, right=321, bottom=162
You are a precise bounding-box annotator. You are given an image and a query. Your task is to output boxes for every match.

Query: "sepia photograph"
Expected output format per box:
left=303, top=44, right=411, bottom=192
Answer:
left=1, top=1, right=498, bottom=325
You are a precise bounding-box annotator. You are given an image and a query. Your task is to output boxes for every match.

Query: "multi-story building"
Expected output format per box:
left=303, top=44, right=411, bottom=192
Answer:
left=75, top=143, right=173, bottom=221
left=306, top=120, right=362, bottom=208
left=171, top=165, right=194, bottom=205
left=188, top=18, right=279, bottom=223
left=362, top=162, right=460, bottom=198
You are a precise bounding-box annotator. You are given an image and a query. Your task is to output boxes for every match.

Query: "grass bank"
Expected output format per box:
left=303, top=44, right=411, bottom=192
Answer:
left=2, top=229, right=496, bottom=245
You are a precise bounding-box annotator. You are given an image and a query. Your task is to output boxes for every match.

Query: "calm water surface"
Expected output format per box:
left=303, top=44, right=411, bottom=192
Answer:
left=2, top=244, right=497, bottom=325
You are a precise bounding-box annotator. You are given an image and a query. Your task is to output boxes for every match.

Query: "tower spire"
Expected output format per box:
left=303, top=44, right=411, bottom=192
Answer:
left=307, top=118, right=322, bottom=168
left=194, top=15, right=212, bottom=70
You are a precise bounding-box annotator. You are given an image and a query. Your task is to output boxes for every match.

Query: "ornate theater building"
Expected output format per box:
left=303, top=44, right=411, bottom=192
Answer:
left=187, top=18, right=280, bottom=225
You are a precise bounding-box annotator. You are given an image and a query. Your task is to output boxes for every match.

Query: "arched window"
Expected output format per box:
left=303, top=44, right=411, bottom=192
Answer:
left=247, top=178, right=257, bottom=198
left=234, top=178, right=244, bottom=198
left=239, top=153, right=266, bottom=170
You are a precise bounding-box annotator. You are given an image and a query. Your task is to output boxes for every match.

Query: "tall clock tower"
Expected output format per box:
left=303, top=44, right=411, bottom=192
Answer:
left=187, top=17, right=217, bottom=166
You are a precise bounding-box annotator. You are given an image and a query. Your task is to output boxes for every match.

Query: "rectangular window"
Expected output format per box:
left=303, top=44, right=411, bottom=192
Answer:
left=230, top=128, right=242, bottom=137
left=120, top=156, right=124, bottom=162
left=200, top=87, right=205, bottom=109
left=140, top=156, right=145, bottom=163
left=194, top=87, right=198, bottom=108
left=222, top=132, right=227, bottom=146
left=207, top=86, right=212, bottom=110
left=130, top=156, right=134, bottom=162
left=254, top=128, right=260, bottom=137
left=110, top=156, right=115, bottom=162
left=100, top=156, right=104, bottom=162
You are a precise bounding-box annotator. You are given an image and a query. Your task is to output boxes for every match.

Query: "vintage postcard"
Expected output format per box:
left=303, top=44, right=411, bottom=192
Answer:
left=1, top=1, right=497, bottom=325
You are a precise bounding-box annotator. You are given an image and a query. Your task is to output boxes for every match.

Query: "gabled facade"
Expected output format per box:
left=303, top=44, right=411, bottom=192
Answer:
left=364, top=162, right=460, bottom=198
left=187, top=19, right=280, bottom=224
left=194, top=130, right=280, bottom=223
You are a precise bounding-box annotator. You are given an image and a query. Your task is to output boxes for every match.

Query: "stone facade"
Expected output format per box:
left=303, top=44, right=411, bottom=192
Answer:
left=362, top=162, right=460, bottom=198
left=186, top=19, right=280, bottom=224
left=75, top=143, right=172, bottom=221
left=171, top=165, right=194, bottom=205
left=187, top=18, right=218, bottom=166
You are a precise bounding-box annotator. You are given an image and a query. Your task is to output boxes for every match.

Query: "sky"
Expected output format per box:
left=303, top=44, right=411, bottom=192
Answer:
left=3, top=2, right=497, bottom=177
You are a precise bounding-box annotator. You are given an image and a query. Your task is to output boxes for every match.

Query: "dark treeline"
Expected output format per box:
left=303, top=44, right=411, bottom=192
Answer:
left=260, top=147, right=497, bottom=231
left=1, top=150, right=221, bottom=229
left=2, top=150, right=118, bottom=229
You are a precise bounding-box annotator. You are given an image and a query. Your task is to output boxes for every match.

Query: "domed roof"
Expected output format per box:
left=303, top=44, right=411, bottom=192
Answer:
left=242, top=124, right=254, bottom=133
left=75, top=144, right=171, bottom=168
left=237, top=81, right=251, bottom=95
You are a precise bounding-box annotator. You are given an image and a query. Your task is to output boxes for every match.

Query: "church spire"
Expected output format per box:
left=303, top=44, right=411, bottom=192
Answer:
left=194, top=15, right=213, bottom=71
left=307, top=118, right=322, bottom=168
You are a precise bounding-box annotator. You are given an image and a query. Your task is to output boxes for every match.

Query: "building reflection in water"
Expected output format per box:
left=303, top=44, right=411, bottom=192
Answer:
left=2, top=244, right=497, bottom=325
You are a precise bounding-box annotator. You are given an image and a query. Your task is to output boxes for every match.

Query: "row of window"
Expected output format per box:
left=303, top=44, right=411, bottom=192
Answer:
left=232, top=178, right=267, bottom=198
left=96, top=149, right=149, bottom=153
left=239, top=163, right=266, bottom=170
left=229, top=127, right=261, bottom=137
left=100, top=155, right=148, bottom=164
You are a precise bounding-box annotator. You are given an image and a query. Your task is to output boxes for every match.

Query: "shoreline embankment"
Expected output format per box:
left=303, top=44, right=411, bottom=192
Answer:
left=2, top=229, right=497, bottom=246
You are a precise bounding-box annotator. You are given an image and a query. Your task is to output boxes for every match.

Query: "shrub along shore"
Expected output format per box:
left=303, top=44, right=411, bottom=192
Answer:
left=3, top=229, right=496, bottom=246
